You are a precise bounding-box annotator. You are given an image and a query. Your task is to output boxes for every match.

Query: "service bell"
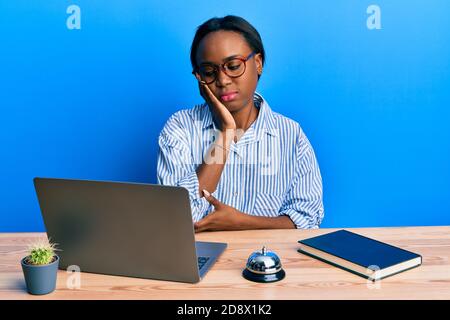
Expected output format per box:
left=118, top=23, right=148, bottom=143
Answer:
left=242, top=246, right=286, bottom=283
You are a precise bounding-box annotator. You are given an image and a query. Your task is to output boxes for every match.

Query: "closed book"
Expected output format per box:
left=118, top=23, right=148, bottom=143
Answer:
left=298, top=229, right=422, bottom=281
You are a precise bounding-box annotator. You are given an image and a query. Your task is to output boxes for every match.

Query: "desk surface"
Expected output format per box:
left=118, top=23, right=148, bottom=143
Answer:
left=1, top=226, right=449, bottom=300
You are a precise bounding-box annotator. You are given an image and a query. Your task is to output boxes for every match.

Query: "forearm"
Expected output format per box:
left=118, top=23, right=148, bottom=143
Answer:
left=196, top=130, right=233, bottom=196
left=239, top=213, right=296, bottom=230
left=196, top=161, right=227, bottom=197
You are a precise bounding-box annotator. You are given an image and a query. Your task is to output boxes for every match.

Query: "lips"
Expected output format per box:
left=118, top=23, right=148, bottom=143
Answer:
left=220, top=91, right=238, bottom=102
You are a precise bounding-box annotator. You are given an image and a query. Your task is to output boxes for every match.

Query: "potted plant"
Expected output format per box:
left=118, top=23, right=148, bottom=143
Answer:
left=21, top=238, right=60, bottom=295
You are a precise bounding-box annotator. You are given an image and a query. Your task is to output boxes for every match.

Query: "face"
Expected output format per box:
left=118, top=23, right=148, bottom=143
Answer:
left=195, top=30, right=263, bottom=113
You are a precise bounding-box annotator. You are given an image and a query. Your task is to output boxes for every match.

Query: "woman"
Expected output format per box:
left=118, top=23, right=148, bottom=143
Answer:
left=157, top=15, right=324, bottom=232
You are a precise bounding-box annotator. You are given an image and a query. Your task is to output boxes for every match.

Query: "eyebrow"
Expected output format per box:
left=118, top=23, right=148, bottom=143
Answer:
left=199, top=54, right=243, bottom=66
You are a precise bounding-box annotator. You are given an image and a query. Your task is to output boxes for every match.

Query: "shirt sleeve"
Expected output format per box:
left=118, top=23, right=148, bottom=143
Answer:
left=279, top=128, right=324, bottom=229
left=156, top=113, right=214, bottom=223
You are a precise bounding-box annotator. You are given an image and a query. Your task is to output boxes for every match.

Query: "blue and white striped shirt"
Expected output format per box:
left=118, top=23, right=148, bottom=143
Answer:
left=157, top=93, right=324, bottom=229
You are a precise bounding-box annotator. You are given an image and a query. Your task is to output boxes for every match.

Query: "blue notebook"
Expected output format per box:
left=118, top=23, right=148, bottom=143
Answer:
left=298, top=229, right=422, bottom=281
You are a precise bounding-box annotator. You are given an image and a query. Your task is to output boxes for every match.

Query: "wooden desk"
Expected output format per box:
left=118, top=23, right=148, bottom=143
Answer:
left=1, top=226, right=449, bottom=300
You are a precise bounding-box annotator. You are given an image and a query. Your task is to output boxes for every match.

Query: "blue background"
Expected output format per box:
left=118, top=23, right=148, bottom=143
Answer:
left=1, top=1, right=449, bottom=232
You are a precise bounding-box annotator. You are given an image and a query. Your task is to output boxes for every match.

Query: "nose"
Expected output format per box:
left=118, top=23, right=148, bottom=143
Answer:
left=215, top=68, right=232, bottom=87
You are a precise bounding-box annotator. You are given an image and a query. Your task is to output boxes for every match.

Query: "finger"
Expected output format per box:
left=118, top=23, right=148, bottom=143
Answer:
left=195, top=224, right=208, bottom=233
left=202, top=189, right=222, bottom=208
left=199, top=83, right=236, bottom=131
left=197, top=80, right=221, bottom=110
left=196, top=76, right=207, bottom=100
left=194, top=222, right=204, bottom=233
left=194, top=215, right=211, bottom=233
left=201, top=82, right=222, bottom=108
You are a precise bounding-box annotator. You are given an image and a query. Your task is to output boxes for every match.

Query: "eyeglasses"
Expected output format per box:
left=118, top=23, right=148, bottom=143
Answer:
left=193, top=52, right=256, bottom=85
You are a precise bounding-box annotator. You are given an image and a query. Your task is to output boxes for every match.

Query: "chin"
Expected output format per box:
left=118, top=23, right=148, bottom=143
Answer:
left=224, top=100, right=245, bottom=113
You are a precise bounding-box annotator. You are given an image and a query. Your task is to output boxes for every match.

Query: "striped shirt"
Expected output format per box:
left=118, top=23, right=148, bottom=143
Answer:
left=157, top=93, right=324, bottom=229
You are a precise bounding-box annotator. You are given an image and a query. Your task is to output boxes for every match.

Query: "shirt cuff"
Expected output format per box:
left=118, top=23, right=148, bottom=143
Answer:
left=280, top=208, right=321, bottom=229
left=176, top=171, right=218, bottom=222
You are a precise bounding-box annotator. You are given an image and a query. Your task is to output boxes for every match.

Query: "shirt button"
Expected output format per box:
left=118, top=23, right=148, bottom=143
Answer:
left=234, top=192, right=238, bottom=197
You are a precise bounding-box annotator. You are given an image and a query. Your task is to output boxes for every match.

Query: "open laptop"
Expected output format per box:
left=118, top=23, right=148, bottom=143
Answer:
left=33, top=177, right=227, bottom=283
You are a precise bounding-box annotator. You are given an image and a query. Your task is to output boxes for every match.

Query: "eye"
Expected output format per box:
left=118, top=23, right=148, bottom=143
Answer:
left=226, top=61, right=242, bottom=70
left=202, top=71, right=216, bottom=77
left=199, top=66, right=216, bottom=77
left=227, top=65, right=240, bottom=71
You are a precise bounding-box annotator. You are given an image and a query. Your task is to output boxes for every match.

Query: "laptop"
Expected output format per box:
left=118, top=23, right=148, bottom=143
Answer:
left=33, top=177, right=227, bottom=283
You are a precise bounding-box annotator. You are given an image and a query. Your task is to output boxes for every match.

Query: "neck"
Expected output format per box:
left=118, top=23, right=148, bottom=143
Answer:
left=232, top=100, right=258, bottom=131
left=231, top=99, right=259, bottom=142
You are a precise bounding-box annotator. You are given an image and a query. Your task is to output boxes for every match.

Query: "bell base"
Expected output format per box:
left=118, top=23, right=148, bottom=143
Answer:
left=242, top=269, right=285, bottom=283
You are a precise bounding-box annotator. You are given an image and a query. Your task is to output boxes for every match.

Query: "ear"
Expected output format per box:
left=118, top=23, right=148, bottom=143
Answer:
left=254, top=53, right=263, bottom=75
left=193, top=71, right=202, bottom=82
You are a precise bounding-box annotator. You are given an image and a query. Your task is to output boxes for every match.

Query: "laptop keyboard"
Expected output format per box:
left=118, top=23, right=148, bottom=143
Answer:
left=198, top=256, right=210, bottom=270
